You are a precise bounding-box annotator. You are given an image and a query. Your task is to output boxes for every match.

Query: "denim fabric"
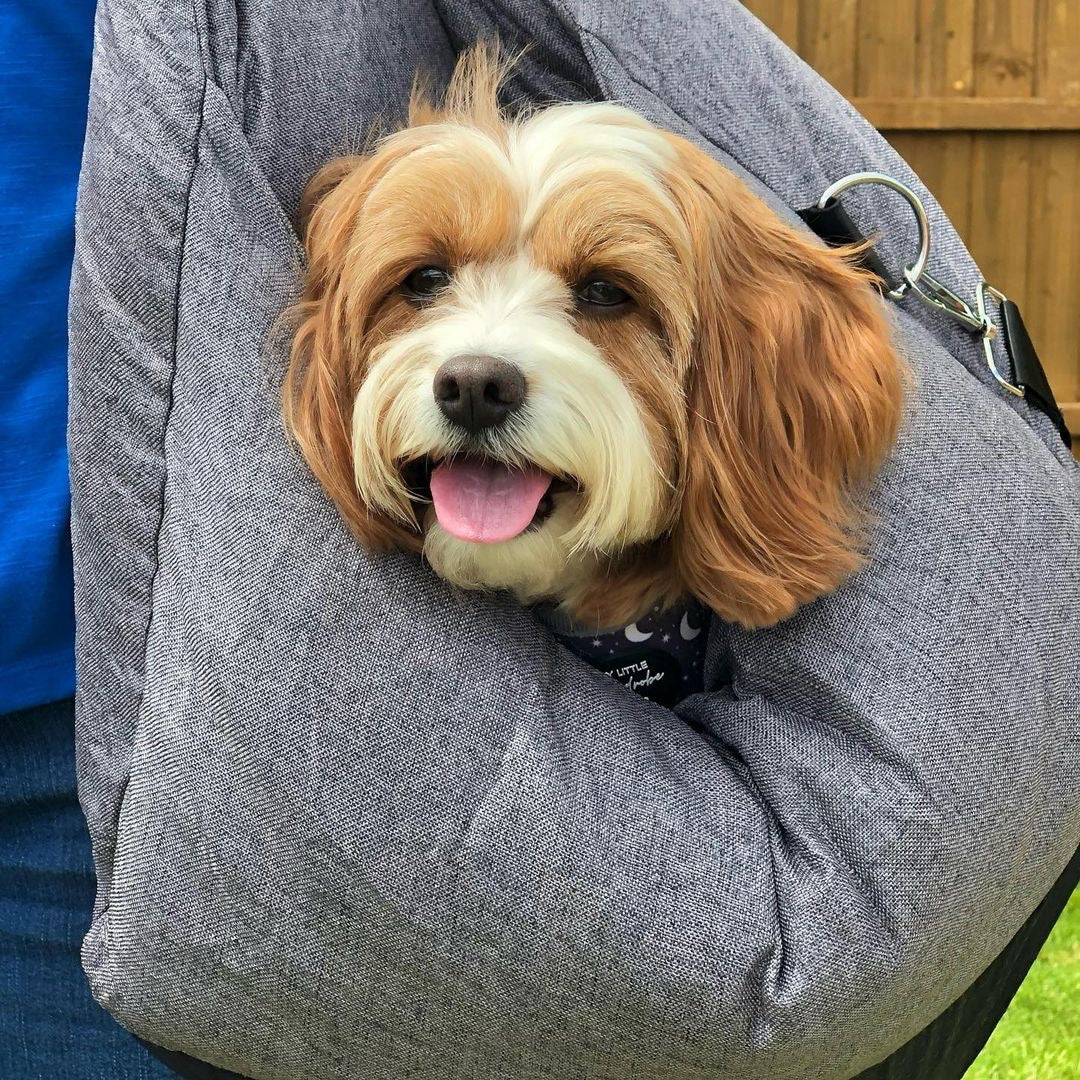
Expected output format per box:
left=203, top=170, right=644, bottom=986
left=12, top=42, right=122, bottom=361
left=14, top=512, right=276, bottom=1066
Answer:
left=0, top=697, right=173, bottom=1079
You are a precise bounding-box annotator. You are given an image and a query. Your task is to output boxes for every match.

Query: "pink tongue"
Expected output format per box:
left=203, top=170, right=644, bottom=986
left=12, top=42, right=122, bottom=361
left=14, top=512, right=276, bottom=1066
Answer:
left=430, top=456, right=553, bottom=543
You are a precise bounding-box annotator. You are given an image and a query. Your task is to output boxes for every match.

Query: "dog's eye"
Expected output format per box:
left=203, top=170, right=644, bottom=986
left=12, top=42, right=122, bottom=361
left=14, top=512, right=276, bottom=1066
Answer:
left=402, top=266, right=451, bottom=301
left=576, top=279, right=631, bottom=308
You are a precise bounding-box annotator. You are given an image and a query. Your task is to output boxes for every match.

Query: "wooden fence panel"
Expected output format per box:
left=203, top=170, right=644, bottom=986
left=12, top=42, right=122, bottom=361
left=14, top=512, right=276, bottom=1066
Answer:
left=741, top=0, right=1080, bottom=440
left=1029, top=0, right=1080, bottom=434
left=798, top=0, right=858, bottom=96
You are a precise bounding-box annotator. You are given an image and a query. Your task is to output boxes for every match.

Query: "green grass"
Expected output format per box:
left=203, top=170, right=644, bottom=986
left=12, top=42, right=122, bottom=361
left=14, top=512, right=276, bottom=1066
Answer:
left=966, top=888, right=1080, bottom=1079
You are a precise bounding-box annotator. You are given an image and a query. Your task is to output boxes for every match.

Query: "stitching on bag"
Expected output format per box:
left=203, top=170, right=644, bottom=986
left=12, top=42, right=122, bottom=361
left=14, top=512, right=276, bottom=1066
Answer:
left=107, top=1, right=211, bottom=900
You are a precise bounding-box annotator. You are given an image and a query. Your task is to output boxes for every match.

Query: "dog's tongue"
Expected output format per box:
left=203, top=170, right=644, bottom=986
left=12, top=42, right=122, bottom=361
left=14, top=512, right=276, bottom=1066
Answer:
left=430, top=456, right=552, bottom=543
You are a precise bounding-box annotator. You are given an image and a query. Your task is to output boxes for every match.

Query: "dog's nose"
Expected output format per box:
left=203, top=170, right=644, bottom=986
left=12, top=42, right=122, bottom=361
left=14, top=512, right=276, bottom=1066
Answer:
left=433, top=355, right=526, bottom=433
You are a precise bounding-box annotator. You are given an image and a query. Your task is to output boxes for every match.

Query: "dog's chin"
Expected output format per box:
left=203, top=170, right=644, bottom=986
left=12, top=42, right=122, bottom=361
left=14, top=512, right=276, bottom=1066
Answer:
left=420, top=494, right=593, bottom=606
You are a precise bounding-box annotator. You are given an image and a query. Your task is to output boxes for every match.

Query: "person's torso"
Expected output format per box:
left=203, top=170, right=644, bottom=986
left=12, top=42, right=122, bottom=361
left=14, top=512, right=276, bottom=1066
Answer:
left=0, top=0, right=97, bottom=712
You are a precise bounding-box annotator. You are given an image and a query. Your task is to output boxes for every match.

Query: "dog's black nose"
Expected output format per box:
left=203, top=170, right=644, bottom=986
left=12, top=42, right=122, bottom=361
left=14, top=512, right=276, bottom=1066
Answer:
left=433, top=355, right=526, bottom=433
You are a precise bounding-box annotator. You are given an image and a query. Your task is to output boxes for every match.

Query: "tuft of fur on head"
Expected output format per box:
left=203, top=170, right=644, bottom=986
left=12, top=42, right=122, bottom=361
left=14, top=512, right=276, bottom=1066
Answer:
left=407, top=39, right=518, bottom=131
left=284, top=43, right=905, bottom=629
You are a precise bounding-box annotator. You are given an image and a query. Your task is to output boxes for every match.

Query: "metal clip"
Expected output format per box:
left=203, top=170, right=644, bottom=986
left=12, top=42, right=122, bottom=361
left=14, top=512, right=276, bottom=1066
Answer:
left=976, top=282, right=1024, bottom=397
left=817, top=171, right=1025, bottom=401
left=902, top=266, right=992, bottom=335
left=817, top=172, right=929, bottom=301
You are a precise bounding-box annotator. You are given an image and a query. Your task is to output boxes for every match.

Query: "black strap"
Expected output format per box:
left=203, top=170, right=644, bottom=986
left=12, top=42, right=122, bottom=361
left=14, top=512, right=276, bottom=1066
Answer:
left=798, top=198, right=1073, bottom=450
left=999, top=300, right=1073, bottom=449
left=797, top=198, right=898, bottom=292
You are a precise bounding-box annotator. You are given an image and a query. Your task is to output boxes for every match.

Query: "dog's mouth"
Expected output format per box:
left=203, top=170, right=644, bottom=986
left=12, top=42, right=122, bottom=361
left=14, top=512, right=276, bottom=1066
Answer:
left=400, top=454, right=576, bottom=544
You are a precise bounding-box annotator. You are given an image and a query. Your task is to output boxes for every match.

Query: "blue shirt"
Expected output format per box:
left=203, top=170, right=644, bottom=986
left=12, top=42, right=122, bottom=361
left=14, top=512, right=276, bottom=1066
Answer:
left=0, top=1, right=97, bottom=713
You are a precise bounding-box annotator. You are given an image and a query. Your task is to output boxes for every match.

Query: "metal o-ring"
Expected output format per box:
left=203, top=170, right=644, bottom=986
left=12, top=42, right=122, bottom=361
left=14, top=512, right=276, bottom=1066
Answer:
left=817, top=172, right=931, bottom=302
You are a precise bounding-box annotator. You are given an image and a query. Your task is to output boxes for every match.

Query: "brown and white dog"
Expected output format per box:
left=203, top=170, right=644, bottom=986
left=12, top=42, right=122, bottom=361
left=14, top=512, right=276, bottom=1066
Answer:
left=284, top=46, right=903, bottom=632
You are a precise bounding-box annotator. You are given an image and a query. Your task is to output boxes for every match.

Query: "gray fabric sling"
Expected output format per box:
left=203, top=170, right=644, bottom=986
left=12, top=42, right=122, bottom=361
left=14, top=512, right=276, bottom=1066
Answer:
left=69, top=1, right=1080, bottom=1077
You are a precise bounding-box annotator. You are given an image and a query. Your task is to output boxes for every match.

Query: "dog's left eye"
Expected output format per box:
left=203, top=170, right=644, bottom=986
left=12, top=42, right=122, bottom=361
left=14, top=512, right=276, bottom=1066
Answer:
left=576, top=279, right=631, bottom=308
left=402, top=266, right=451, bottom=301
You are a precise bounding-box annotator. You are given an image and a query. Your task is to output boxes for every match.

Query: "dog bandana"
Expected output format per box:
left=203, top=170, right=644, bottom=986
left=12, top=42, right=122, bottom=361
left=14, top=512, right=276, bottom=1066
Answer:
left=536, top=597, right=708, bottom=706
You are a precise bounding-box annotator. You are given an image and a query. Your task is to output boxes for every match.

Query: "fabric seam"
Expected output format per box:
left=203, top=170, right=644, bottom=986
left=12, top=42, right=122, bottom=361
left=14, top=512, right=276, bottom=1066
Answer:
left=103, top=0, right=210, bottom=910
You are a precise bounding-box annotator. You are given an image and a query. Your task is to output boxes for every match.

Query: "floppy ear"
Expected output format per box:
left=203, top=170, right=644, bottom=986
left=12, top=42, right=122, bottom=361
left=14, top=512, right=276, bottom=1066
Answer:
left=664, top=139, right=905, bottom=628
left=283, top=157, right=422, bottom=552
left=296, top=155, right=365, bottom=237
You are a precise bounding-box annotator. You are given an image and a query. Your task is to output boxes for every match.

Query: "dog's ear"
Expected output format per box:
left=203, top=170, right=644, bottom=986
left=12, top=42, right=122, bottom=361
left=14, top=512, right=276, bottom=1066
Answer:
left=663, top=138, right=905, bottom=628
left=296, top=156, right=365, bottom=237
left=284, top=157, right=422, bottom=553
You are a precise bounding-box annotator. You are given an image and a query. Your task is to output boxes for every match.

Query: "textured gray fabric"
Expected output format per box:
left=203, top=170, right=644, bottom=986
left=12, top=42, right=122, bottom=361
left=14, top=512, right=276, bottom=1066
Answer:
left=69, top=2, right=1080, bottom=1079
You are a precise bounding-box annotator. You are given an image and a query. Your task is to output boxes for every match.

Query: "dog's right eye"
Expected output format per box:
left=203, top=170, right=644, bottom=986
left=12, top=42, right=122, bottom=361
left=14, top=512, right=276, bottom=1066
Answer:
left=402, top=266, right=451, bottom=301
left=576, top=278, right=631, bottom=309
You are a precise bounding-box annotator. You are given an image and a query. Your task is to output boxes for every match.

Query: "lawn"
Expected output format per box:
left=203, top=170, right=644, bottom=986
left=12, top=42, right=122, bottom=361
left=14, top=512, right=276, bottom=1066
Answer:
left=966, top=888, right=1080, bottom=1079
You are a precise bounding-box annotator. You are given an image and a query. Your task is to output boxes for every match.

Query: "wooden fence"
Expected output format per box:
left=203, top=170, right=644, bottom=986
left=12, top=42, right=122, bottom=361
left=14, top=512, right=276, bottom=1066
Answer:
left=744, top=0, right=1080, bottom=440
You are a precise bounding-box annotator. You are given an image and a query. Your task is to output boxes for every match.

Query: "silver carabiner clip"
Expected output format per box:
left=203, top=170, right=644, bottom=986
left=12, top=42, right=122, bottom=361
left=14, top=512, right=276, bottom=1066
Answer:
left=816, top=172, right=1025, bottom=401
left=901, top=266, right=992, bottom=336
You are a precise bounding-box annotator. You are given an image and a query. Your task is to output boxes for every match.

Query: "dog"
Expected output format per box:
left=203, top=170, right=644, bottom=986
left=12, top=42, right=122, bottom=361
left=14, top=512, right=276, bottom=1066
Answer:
left=283, top=45, right=903, bottom=699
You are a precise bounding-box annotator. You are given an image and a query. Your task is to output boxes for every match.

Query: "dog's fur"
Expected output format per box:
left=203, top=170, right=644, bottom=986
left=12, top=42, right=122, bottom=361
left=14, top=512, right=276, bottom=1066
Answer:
left=284, top=46, right=904, bottom=630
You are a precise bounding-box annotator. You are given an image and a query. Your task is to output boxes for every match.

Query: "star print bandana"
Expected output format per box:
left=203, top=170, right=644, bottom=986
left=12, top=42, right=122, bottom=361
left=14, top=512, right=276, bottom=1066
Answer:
left=535, top=597, right=708, bottom=706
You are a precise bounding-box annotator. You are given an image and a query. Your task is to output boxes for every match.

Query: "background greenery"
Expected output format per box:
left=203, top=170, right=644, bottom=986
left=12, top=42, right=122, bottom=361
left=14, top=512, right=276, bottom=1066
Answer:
left=967, top=889, right=1079, bottom=1079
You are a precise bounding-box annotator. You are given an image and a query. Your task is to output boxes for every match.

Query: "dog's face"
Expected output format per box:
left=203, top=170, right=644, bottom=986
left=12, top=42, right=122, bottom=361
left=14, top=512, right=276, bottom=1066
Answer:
left=286, top=48, right=903, bottom=629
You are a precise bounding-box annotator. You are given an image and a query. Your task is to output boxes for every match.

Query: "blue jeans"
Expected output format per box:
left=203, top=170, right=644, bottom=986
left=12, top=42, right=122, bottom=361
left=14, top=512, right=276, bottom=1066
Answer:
left=0, top=696, right=173, bottom=1079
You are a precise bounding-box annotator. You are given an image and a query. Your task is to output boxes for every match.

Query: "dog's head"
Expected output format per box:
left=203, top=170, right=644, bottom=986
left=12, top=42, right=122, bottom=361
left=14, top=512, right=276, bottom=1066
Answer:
left=285, top=45, right=904, bottom=629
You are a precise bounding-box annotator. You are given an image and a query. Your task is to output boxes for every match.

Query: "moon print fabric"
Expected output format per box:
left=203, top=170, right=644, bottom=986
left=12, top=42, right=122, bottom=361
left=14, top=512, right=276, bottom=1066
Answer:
left=536, top=598, right=708, bottom=706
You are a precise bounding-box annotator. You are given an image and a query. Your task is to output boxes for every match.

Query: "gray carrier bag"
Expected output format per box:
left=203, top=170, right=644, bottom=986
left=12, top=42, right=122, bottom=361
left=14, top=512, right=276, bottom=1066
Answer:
left=69, top=1, right=1079, bottom=1078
